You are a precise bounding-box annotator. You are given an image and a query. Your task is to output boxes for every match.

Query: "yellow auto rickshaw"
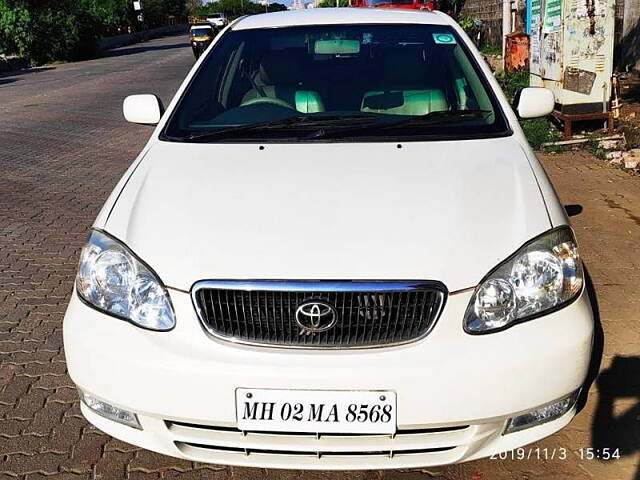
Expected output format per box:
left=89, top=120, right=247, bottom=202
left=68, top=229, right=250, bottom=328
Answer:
left=190, top=24, right=215, bottom=59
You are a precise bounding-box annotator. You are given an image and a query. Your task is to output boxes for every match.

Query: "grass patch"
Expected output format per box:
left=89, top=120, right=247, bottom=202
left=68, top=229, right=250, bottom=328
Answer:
left=619, top=120, right=640, bottom=149
left=495, top=70, right=530, bottom=102
left=496, top=70, right=562, bottom=150
left=480, top=44, right=502, bottom=56
left=520, top=118, right=561, bottom=150
left=585, top=135, right=609, bottom=159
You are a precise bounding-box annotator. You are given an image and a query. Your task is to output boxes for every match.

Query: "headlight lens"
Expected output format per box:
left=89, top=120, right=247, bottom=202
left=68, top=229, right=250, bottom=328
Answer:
left=465, top=227, right=583, bottom=333
left=76, top=230, right=175, bottom=331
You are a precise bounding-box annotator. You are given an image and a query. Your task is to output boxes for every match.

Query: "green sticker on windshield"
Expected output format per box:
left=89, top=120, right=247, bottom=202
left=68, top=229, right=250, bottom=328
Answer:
left=433, top=33, right=456, bottom=45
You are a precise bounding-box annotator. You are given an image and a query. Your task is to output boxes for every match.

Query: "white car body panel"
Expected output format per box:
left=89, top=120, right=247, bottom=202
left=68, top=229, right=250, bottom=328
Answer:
left=64, top=8, right=594, bottom=470
left=104, top=138, right=550, bottom=292
left=233, top=9, right=449, bottom=30
left=64, top=286, right=593, bottom=468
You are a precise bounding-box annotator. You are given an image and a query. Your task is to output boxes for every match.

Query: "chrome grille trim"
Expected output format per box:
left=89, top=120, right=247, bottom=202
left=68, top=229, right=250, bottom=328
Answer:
left=191, top=281, right=447, bottom=349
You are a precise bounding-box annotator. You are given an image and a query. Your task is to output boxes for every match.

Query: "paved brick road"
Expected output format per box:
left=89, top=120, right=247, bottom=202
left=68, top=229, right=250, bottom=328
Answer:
left=1, top=34, right=639, bottom=480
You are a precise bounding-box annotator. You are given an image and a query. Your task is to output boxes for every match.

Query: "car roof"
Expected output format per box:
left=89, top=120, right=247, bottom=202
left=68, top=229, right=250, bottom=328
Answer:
left=232, top=8, right=453, bottom=31
left=191, top=24, right=213, bottom=29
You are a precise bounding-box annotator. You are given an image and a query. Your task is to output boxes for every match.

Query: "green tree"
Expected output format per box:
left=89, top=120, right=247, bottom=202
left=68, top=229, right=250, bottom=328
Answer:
left=0, top=0, right=103, bottom=63
left=268, top=3, right=287, bottom=11
left=197, top=0, right=286, bottom=18
left=90, top=0, right=135, bottom=35
left=0, top=0, right=31, bottom=56
left=318, top=0, right=349, bottom=7
left=0, top=0, right=188, bottom=64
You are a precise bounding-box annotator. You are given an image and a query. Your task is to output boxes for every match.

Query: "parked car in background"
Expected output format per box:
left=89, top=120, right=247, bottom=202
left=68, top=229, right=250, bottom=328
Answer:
left=206, top=12, right=228, bottom=29
left=189, top=24, right=215, bottom=58
left=64, top=8, right=594, bottom=470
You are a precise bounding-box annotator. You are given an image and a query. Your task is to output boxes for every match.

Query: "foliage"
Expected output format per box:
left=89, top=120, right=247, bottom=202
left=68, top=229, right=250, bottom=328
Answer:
left=143, top=0, right=186, bottom=28
left=619, top=120, right=640, bottom=149
left=439, top=0, right=464, bottom=16
left=0, top=1, right=31, bottom=57
left=0, top=0, right=187, bottom=64
left=586, top=141, right=608, bottom=159
left=197, top=0, right=286, bottom=18
left=495, top=70, right=560, bottom=150
left=318, top=0, right=349, bottom=7
left=480, top=43, right=502, bottom=56
left=186, top=0, right=200, bottom=16
left=457, top=15, right=474, bottom=33
left=521, top=118, right=560, bottom=150
left=0, top=0, right=102, bottom=64
left=495, top=70, right=530, bottom=102
left=90, top=0, right=135, bottom=36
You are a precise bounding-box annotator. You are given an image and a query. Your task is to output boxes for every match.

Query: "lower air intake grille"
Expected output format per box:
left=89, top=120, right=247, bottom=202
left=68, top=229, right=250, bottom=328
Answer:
left=192, top=281, right=446, bottom=348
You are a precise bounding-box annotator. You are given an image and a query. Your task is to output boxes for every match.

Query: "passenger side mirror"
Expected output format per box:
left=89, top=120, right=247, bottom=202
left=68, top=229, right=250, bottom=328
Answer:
left=123, top=94, right=164, bottom=125
left=514, top=87, right=555, bottom=119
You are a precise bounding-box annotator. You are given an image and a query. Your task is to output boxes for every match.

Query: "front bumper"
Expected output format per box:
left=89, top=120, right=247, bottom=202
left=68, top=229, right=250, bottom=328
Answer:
left=63, top=287, right=594, bottom=469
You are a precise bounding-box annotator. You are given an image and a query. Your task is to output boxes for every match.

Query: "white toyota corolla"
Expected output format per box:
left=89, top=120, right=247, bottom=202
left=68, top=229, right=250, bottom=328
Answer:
left=63, top=8, right=594, bottom=470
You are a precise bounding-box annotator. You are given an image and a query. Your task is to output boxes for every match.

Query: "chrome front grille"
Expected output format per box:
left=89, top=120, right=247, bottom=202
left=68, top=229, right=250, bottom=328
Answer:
left=191, top=281, right=446, bottom=348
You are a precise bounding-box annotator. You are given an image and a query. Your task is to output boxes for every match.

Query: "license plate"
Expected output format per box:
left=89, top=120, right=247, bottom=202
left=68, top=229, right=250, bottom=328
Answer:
left=235, top=388, right=397, bottom=434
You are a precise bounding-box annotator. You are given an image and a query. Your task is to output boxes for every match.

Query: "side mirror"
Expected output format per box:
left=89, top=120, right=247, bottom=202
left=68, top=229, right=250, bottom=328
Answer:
left=123, top=94, right=164, bottom=125
left=514, top=87, right=555, bottom=119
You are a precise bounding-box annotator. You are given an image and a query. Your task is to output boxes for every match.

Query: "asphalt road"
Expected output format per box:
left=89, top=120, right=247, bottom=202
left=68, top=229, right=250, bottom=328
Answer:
left=1, top=33, right=639, bottom=480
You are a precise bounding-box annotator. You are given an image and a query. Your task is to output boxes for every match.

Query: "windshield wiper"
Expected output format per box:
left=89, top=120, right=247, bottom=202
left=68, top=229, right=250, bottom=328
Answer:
left=176, top=113, right=384, bottom=142
left=167, top=110, right=491, bottom=142
left=303, top=110, right=493, bottom=140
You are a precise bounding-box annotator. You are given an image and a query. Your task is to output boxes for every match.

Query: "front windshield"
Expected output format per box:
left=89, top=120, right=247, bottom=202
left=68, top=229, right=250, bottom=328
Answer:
left=163, top=24, right=509, bottom=142
left=191, top=28, right=212, bottom=37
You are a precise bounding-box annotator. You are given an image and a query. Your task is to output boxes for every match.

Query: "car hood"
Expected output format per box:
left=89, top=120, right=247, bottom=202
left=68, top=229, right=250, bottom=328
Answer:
left=104, top=138, right=550, bottom=292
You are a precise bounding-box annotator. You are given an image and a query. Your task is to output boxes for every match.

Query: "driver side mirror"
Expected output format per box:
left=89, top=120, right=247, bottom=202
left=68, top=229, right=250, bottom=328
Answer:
left=514, top=87, right=555, bottom=119
left=123, top=94, right=164, bottom=125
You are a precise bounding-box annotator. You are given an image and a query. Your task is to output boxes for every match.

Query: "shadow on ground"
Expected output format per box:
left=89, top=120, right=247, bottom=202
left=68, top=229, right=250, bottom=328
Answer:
left=103, top=42, right=188, bottom=58
left=592, top=355, right=640, bottom=479
left=0, top=66, right=56, bottom=81
left=584, top=266, right=640, bottom=479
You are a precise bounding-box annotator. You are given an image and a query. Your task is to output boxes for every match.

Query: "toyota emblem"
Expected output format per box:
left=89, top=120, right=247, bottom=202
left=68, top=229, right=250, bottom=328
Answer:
left=294, top=300, right=338, bottom=335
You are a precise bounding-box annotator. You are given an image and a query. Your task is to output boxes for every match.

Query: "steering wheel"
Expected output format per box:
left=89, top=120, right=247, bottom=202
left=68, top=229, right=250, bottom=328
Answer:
left=240, top=96, right=296, bottom=110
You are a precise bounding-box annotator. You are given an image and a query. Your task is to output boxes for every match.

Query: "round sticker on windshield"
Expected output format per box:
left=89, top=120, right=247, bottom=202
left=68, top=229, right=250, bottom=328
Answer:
left=433, top=33, right=456, bottom=45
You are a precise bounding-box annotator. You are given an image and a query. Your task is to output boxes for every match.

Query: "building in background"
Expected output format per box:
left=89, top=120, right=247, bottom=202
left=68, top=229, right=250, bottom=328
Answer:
left=529, top=0, right=615, bottom=121
left=459, top=0, right=638, bottom=71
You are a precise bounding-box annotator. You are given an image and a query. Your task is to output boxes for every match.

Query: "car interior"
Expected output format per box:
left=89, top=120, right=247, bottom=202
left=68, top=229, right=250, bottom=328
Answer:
left=229, top=44, right=461, bottom=117
left=175, top=26, right=495, bottom=132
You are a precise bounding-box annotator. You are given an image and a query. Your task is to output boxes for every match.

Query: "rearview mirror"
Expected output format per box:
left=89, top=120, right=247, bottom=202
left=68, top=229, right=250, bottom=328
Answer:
left=123, top=94, right=164, bottom=125
left=515, top=87, right=555, bottom=119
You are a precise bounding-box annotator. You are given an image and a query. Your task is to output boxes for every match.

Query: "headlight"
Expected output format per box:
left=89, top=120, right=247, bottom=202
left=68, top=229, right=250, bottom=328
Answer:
left=76, top=230, right=175, bottom=331
left=464, top=226, right=583, bottom=334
